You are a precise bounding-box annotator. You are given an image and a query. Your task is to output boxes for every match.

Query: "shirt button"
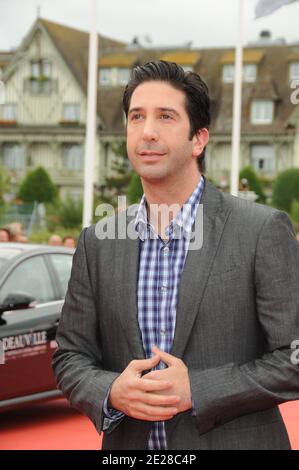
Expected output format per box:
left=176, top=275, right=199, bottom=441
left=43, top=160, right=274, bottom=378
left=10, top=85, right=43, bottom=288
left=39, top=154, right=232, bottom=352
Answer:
left=162, top=246, right=170, bottom=254
left=160, top=329, right=166, bottom=336
left=160, top=285, right=168, bottom=293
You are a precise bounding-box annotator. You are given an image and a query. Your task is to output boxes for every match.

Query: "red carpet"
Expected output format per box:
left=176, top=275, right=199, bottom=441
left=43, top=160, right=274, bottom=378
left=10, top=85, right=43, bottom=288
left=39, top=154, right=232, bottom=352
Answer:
left=0, top=399, right=298, bottom=450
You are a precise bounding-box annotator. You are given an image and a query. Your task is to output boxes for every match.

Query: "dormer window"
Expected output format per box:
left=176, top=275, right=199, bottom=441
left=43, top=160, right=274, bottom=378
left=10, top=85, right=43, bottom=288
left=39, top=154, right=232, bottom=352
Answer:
left=222, top=64, right=257, bottom=83
left=243, top=64, right=257, bottom=83
left=251, top=100, right=274, bottom=125
left=118, top=68, right=130, bottom=85
left=222, top=64, right=234, bottom=83
left=99, top=68, right=113, bottom=86
left=181, top=65, right=193, bottom=72
left=290, top=62, right=299, bottom=81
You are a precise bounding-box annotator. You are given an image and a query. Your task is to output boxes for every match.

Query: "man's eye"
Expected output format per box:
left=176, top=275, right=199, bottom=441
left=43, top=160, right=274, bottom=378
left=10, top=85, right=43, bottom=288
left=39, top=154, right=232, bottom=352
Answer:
left=131, top=114, right=143, bottom=120
left=160, top=114, right=172, bottom=120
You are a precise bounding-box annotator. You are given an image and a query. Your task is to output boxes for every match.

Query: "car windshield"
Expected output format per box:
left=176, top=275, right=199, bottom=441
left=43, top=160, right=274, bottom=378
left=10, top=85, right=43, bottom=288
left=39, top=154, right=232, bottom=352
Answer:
left=0, top=248, right=22, bottom=269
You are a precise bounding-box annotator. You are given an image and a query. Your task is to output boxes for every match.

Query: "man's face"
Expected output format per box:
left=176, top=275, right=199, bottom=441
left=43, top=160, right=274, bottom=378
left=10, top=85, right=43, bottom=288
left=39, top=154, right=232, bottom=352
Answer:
left=0, top=230, right=9, bottom=242
left=126, top=81, right=204, bottom=183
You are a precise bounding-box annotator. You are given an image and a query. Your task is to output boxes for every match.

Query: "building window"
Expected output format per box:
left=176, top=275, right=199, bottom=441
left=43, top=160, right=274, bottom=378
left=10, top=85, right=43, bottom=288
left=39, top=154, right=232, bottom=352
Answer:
left=28, top=59, right=52, bottom=94
left=99, top=68, right=112, bottom=86
left=117, top=68, right=131, bottom=85
left=70, top=189, right=83, bottom=202
left=31, top=59, right=52, bottom=78
left=63, top=104, right=80, bottom=122
left=31, top=62, right=40, bottom=78
left=62, top=144, right=83, bottom=171
left=290, top=62, right=299, bottom=81
left=181, top=65, right=193, bottom=72
left=251, top=100, right=274, bottom=125
left=222, top=64, right=234, bottom=83
left=223, top=64, right=257, bottom=83
left=243, top=64, right=257, bottom=83
left=3, top=103, right=17, bottom=121
left=250, top=144, right=275, bottom=176
left=3, top=143, right=26, bottom=170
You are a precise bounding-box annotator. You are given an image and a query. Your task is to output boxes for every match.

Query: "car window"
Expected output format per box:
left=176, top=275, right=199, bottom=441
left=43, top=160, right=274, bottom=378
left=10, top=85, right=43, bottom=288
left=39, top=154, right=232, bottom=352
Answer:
left=48, top=254, right=73, bottom=298
left=0, top=255, right=56, bottom=305
left=0, top=248, right=23, bottom=270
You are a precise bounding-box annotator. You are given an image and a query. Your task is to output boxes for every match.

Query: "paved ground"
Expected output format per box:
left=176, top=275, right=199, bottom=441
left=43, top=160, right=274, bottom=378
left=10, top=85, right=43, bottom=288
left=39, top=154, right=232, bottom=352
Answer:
left=0, top=398, right=298, bottom=450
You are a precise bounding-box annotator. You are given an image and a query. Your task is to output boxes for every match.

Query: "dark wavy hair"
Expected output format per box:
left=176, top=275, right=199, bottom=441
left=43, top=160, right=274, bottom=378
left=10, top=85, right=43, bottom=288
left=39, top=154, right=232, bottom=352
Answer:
left=123, top=60, right=211, bottom=173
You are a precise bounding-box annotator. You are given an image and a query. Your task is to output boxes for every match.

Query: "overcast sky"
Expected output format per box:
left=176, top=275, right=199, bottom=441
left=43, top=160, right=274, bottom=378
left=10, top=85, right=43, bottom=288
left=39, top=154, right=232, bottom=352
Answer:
left=1, top=0, right=299, bottom=51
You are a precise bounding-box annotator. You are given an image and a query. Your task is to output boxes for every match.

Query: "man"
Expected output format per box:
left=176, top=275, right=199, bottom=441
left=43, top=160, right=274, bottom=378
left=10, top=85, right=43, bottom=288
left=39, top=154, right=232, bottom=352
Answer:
left=62, top=236, right=77, bottom=248
left=53, top=61, right=299, bottom=450
left=0, top=227, right=11, bottom=242
left=48, top=234, right=63, bottom=246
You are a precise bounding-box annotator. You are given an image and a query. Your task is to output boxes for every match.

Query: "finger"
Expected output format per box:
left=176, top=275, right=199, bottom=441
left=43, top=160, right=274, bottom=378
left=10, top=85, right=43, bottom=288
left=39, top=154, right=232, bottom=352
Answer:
left=130, top=355, right=161, bottom=373
left=142, top=393, right=180, bottom=407
left=152, top=346, right=177, bottom=366
left=137, top=378, right=172, bottom=392
left=142, top=371, right=160, bottom=380
left=133, top=403, right=178, bottom=419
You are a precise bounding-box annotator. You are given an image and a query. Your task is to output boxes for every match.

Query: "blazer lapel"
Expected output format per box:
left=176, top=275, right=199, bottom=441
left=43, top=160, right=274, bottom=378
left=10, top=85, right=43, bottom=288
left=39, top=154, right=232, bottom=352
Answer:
left=171, top=182, right=232, bottom=359
left=115, top=219, right=146, bottom=360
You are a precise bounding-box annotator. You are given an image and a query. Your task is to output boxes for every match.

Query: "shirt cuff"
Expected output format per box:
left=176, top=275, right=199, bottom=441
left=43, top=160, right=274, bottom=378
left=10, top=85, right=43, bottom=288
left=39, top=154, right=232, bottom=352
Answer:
left=103, top=386, right=125, bottom=421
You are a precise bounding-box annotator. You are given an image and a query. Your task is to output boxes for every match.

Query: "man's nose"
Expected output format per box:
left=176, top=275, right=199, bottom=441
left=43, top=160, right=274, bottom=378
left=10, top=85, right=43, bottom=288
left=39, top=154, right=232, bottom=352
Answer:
left=142, top=119, right=159, bottom=141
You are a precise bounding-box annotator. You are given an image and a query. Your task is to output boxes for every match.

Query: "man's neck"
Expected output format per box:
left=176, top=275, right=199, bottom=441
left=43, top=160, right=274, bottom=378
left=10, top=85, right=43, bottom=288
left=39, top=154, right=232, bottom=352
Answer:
left=142, top=170, right=202, bottom=239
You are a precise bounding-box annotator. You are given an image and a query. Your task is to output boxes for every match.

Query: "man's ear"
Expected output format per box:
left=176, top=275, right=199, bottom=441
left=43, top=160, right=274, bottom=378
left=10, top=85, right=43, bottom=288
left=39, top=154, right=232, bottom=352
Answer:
left=192, top=128, right=209, bottom=158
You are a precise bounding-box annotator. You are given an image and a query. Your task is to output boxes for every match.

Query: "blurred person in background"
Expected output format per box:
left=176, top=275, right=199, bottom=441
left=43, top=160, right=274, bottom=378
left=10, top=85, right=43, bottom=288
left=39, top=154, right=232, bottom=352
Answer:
left=62, top=236, right=77, bottom=248
left=48, top=234, right=63, bottom=246
left=8, top=222, right=23, bottom=242
left=17, top=234, right=28, bottom=243
left=0, top=228, right=11, bottom=242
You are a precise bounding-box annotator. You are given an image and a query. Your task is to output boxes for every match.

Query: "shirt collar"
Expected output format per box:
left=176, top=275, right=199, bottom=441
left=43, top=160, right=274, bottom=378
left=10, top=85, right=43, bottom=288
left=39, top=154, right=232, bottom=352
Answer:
left=135, top=175, right=205, bottom=241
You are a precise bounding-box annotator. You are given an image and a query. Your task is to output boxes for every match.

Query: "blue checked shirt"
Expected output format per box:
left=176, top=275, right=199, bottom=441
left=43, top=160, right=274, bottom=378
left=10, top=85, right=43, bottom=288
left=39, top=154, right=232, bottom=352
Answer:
left=103, top=175, right=205, bottom=450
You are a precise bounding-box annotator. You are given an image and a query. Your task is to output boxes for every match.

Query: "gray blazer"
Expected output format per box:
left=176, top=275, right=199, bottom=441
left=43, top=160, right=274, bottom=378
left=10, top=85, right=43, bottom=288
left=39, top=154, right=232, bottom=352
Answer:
left=52, top=181, right=299, bottom=450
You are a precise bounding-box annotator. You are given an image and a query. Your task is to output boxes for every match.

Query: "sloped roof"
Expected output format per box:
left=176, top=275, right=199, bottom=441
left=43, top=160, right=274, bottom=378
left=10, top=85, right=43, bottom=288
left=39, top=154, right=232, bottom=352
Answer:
left=2, top=17, right=297, bottom=137
left=99, top=53, right=139, bottom=67
left=159, top=51, right=201, bottom=65
left=221, top=49, right=265, bottom=64
left=40, top=18, right=126, bottom=91
left=287, top=49, right=299, bottom=61
left=0, top=52, right=14, bottom=68
left=97, top=44, right=298, bottom=135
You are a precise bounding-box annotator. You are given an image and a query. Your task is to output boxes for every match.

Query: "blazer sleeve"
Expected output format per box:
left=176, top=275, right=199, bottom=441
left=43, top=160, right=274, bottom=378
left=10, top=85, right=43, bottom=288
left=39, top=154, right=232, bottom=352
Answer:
left=52, top=228, right=120, bottom=435
left=188, top=210, right=299, bottom=435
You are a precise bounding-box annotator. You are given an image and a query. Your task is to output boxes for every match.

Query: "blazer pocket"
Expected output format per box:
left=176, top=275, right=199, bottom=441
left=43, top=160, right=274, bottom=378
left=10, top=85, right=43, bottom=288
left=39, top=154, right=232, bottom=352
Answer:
left=208, top=265, right=243, bottom=283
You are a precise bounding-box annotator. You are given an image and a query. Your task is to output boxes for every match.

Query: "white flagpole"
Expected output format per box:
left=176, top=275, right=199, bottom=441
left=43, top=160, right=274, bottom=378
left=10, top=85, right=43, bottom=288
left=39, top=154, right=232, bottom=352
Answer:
left=230, top=0, right=244, bottom=196
left=83, top=0, right=98, bottom=228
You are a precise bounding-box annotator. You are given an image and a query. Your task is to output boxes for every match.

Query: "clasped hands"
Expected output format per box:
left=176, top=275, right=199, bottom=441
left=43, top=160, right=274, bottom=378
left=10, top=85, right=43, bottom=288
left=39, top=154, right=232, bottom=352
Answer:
left=108, top=345, right=192, bottom=421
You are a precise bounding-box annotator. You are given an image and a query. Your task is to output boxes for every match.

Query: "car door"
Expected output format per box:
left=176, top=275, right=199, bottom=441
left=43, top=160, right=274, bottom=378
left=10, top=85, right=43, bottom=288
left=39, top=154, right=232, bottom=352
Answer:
left=0, top=254, right=62, bottom=402
left=45, top=253, right=73, bottom=299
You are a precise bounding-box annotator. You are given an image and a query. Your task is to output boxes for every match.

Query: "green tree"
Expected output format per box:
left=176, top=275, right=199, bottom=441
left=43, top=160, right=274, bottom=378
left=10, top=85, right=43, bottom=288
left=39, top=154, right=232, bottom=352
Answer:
left=291, top=199, right=299, bottom=224
left=0, top=165, right=11, bottom=205
left=127, top=171, right=143, bottom=204
left=105, top=142, right=132, bottom=205
left=58, top=194, right=83, bottom=229
left=272, top=169, right=299, bottom=213
left=17, top=166, right=57, bottom=204
left=239, top=166, right=266, bottom=203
